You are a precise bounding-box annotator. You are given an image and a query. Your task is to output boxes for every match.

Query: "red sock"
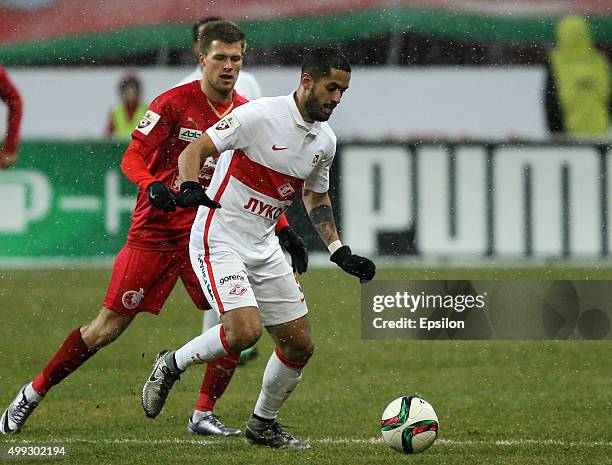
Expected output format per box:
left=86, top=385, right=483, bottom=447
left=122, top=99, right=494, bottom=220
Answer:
left=31, top=327, right=97, bottom=396
left=196, top=353, right=240, bottom=412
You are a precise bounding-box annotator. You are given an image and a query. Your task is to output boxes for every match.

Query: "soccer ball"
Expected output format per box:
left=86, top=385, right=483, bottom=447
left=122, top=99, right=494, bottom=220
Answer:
left=380, top=396, right=439, bottom=454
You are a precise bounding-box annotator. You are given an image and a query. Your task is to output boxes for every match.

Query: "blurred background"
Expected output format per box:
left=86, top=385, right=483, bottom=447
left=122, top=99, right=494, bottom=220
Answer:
left=1, top=0, right=611, bottom=267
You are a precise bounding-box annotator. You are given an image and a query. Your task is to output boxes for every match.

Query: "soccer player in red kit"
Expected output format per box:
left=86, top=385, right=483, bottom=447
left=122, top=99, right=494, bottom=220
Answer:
left=0, top=20, right=307, bottom=436
left=0, top=65, right=23, bottom=169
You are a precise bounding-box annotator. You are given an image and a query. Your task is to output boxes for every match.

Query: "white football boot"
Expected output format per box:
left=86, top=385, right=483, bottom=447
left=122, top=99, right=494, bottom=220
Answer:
left=187, top=413, right=241, bottom=436
left=0, top=384, right=39, bottom=435
left=141, top=350, right=181, bottom=418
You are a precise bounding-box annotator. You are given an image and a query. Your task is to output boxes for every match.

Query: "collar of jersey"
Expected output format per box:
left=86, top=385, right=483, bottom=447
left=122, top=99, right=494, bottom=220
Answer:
left=206, top=95, right=234, bottom=119
left=286, top=93, right=320, bottom=135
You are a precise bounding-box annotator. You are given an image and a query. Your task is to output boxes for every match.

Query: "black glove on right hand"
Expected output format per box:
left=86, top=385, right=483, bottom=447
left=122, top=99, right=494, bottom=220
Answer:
left=175, top=181, right=221, bottom=209
left=147, top=181, right=177, bottom=212
left=330, top=245, right=376, bottom=281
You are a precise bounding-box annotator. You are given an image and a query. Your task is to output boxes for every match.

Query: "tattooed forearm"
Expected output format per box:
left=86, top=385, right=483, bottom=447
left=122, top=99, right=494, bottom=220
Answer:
left=308, top=205, right=339, bottom=245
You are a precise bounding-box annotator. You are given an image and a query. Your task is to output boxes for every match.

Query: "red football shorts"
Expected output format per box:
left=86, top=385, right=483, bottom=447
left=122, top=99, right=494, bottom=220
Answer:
left=103, top=246, right=211, bottom=316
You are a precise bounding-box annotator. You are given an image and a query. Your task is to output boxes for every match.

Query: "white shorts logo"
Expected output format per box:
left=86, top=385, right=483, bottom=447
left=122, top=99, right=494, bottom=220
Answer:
left=179, top=127, right=203, bottom=142
left=136, top=110, right=161, bottom=135
left=229, top=283, right=248, bottom=296
left=122, top=288, right=145, bottom=310
left=212, top=114, right=240, bottom=140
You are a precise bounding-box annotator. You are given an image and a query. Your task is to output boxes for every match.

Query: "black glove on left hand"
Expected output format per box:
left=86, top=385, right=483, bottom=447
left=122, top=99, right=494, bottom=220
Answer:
left=278, top=226, right=308, bottom=274
left=175, top=181, right=221, bottom=209
left=330, top=245, right=376, bottom=281
left=147, top=181, right=177, bottom=212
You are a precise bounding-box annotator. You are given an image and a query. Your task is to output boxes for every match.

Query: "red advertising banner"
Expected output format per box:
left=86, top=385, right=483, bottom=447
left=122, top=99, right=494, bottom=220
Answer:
left=1, top=0, right=610, bottom=64
left=2, top=0, right=609, bottom=44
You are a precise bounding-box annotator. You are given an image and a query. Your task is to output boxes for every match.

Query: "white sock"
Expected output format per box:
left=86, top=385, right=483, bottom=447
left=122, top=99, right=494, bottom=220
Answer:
left=193, top=409, right=212, bottom=421
left=253, top=350, right=303, bottom=420
left=24, top=382, right=43, bottom=402
left=174, top=324, right=230, bottom=371
left=202, top=308, right=220, bottom=334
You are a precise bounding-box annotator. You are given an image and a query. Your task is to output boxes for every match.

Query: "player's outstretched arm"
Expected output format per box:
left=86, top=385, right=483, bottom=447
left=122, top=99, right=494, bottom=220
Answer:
left=120, top=139, right=177, bottom=212
left=176, top=133, right=221, bottom=209
left=178, top=133, right=217, bottom=182
left=302, top=189, right=375, bottom=281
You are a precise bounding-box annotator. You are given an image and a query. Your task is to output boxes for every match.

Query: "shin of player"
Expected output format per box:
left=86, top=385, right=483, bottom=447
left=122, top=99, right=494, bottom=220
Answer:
left=141, top=47, right=375, bottom=449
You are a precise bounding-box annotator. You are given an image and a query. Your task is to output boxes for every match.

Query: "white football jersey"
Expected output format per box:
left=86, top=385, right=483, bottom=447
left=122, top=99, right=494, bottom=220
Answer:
left=173, top=66, right=263, bottom=100
left=190, top=93, right=336, bottom=264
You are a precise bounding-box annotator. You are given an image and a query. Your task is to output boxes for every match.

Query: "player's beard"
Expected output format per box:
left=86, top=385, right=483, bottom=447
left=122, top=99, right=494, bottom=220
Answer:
left=207, top=75, right=235, bottom=100
left=305, top=91, right=332, bottom=122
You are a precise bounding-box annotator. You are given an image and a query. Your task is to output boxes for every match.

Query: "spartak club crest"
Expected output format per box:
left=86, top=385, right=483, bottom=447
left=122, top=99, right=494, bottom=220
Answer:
left=122, top=288, right=145, bottom=310
left=215, top=120, right=230, bottom=130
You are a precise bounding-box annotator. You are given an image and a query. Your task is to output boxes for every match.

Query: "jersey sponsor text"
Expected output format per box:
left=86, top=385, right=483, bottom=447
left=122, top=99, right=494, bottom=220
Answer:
left=219, top=273, right=247, bottom=285
left=179, top=127, right=203, bottom=142
left=243, top=197, right=284, bottom=221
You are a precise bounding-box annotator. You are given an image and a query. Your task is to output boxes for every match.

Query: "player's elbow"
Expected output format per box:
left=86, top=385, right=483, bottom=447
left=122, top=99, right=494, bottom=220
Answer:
left=302, top=189, right=328, bottom=212
left=119, top=155, right=129, bottom=177
left=120, top=145, right=136, bottom=177
left=9, top=95, right=22, bottom=113
left=302, top=189, right=315, bottom=209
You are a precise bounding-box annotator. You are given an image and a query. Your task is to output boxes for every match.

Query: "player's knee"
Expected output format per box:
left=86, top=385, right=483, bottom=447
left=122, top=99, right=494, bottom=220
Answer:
left=222, top=307, right=262, bottom=352
left=81, top=322, right=118, bottom=349
left=81, top=309, right=131, bottom=349
left=298, top=338, right=315, bottom=362
left=238, top=324, right=262, bottom=351
left=284, top=338, right=315, bottom=363
left=225, top=322, right=262, bottom=353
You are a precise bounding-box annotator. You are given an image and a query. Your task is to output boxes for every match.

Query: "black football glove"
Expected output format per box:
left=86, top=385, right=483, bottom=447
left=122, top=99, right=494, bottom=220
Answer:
left=330, top=245, right=376, bottom=281
left=175, top=181, right=221, bottom=209
left=147, top=181, right=177, bottom=212
left=278, top=226, right=308, bottom=274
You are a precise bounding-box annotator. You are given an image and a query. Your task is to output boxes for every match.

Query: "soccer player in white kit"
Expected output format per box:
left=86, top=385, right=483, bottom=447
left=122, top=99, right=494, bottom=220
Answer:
left=142, top=47, right=375, bottom=449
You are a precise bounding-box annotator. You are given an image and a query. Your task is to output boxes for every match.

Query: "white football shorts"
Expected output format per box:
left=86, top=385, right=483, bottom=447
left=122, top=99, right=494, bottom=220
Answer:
left=190, top=247, right=308, bottom=327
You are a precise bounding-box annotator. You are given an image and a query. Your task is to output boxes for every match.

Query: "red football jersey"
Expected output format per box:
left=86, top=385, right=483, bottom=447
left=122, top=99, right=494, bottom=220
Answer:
left=127, top=81, right=248, bottom=250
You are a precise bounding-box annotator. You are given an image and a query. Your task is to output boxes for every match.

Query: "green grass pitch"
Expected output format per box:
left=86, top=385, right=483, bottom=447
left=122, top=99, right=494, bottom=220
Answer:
left=0, top=267, right=611, bottom=465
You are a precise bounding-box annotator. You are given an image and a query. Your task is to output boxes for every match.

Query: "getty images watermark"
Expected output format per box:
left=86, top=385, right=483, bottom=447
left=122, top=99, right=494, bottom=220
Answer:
left=371, top=289, right=487, bottom=330
left=361, top=281, right=612, bottom=340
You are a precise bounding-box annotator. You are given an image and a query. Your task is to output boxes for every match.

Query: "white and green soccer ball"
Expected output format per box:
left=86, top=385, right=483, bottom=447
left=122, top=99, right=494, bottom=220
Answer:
left=380, top=396, right=439, bottom=454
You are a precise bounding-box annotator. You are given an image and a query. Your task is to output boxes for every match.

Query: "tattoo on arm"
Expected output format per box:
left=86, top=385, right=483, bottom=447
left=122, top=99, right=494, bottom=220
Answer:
left=309, top=204, right=338, bottom=245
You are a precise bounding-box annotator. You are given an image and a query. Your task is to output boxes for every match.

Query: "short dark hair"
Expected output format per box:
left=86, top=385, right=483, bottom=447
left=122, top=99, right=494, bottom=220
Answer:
left=192, top=16, right=223, bottom=43
left=198, top=19, right=246, bottom=54
left=119, top=74, right=140, bottom=93
left=301, top=47, right=351, bottom=80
